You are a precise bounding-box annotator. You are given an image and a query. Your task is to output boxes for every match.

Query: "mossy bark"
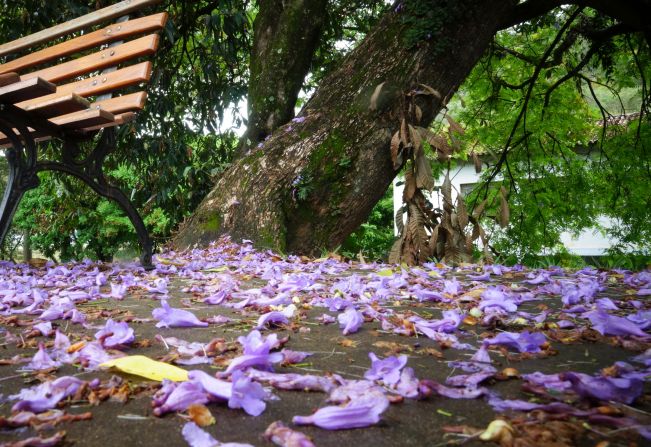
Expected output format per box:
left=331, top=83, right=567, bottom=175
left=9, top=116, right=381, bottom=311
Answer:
left=173, top=0, right=518, bottom=255
left=238, top=0, right=328, bottom=154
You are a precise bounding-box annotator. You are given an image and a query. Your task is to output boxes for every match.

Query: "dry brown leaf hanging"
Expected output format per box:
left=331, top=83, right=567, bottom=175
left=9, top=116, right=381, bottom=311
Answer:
left=414, top=151, right=434, bottom=190
left=456, top=195, right=469, bottom=230
left=390, top=131, right=402, bottom=170
left=445, top=114, right=465, bottom=135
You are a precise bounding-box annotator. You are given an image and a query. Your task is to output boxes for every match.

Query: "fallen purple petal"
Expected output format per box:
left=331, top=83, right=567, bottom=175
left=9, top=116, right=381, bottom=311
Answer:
left=153, top=300, right=208, bottom=328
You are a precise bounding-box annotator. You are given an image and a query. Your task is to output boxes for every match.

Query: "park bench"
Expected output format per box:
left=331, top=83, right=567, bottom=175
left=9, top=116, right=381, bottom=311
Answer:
left=0, top=0, right=168, bottom=269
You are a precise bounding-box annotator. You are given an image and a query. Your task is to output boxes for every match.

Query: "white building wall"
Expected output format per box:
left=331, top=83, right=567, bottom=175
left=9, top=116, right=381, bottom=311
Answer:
left=393, top=164, right=618, bottom=256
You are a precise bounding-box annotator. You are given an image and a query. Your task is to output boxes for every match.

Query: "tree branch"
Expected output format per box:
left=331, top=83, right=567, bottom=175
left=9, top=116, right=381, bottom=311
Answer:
left=501, top=0, right=651, bottom=34
left=480, top=7, right=583, bottom=201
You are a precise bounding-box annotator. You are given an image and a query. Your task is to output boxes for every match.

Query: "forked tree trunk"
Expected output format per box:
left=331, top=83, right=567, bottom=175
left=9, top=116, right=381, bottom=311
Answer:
left=238, top=0, right=328, bottom=154
left=173, top=0, right=517, bottom=255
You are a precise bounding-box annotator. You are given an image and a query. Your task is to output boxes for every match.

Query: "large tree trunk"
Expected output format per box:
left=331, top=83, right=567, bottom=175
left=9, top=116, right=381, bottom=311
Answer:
left=238, top=0, right=328, bottom=154
left=173, top=0, right=517, bottom=255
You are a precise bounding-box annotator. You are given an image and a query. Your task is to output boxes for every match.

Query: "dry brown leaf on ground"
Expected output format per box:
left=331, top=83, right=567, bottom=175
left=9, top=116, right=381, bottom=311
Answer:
left=187, top=404, right=216, bottom=426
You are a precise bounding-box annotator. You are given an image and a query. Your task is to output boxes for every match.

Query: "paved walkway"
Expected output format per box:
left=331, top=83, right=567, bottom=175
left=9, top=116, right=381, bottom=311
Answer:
left=0, top=240, right=649, bottom=446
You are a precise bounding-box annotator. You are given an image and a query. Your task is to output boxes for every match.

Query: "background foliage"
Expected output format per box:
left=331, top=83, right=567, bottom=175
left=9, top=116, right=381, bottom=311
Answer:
left=0, top=2, right=649, bottom=267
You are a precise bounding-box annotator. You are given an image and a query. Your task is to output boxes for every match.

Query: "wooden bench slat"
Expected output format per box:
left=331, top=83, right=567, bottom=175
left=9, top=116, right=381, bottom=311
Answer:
left=0, top=73, right=20, bottom=87
left=21, top=34, right=160, bottom=84
left=0, top=13, right=168, bottom=75
left=93, top=91, right=147, bottom=115
left=23, top=93, right=91, bottom=118
left=82, top=111, right=135, bottom=132
left=0, top=77, right=56, bottom=103
left=0, top=0, right=163, bottom=57
left=16, top=62, right=152, bottom=109
left=0, top=111, right=136, bottom=147
left=51, top=108, right=115, bottom=129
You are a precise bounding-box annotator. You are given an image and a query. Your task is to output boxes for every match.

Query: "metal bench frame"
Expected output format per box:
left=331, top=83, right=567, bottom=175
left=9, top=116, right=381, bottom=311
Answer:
left=0, top=0, right=165, bottom=269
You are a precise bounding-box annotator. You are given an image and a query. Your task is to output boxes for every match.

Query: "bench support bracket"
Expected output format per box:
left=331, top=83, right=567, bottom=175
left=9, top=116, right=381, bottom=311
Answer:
left=0, top=114, right=153, bottom=269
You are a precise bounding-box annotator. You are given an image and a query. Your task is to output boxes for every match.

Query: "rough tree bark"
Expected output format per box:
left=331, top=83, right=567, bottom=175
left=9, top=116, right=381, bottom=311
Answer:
left=238, top=0, right=328, bottom=154
left=173, top=0, right=519, bottom=254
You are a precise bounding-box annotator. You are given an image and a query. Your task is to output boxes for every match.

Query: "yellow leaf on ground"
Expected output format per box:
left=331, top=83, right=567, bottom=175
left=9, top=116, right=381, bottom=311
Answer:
left=99, top=355, right=189, bottom=382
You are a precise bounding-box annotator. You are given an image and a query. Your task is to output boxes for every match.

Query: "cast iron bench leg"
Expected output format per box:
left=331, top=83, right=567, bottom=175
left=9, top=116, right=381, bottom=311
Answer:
left=0, top=119, right=40, bottom=252
left=36, top=129, right=154, bottom=270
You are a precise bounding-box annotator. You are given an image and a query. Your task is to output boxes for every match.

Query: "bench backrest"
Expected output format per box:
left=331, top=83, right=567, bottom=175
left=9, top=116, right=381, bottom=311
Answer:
left=0, top=0, right=167, bottom=145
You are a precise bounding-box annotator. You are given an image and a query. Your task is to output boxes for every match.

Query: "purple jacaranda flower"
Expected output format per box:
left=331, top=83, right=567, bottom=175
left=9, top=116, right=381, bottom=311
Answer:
left=240, top=330, right=281, bottom=354
left=626, top=310, right=651, bottom=330
left=557, top=319, right=575, bottom=329
left=487, top=395, right=580, bottom=414
left=281, top=349, right=312, bottom=365
left=563, top=304, right=589, bottom=314
left=609, top=362, right=649, bottom=381
left=395, top=367, right=420, bottom=398
left=585, top=310, right=648, bottom=338
left=182, top=422, right=218, bottom=447
left=561, top=372, right=643, bottom=404
left=524, top=272, right=549, bottom=285
left=38, top=298, right=74, bottom=320
left=264, top=421, right=315, bottom=447
left=68, top=308, right=87, bottom=326
left=157, top=336, right=204, bottom=356
left=94, top=318, right=134, bottom=348
left=153, top=300, right=208, bottom=328
left=74, top=341, right=116, bottom=369
left=364, top=353, right=408, bottom=386
left=293, top=393, right=389, bottom=430
left=467, top=271, right=491, bottom=281
left=411, top=286, right=447, bottom=302
left=25, top=343, right=61, bottom=370
left=146, top=277, right=169, bottom=294
left=328, top=380, right=385, bottom=404
left=317, top=313, right=336, bottom=324
left=11, top=376, right=84, bottom=413
left=561, top=279, right=600, bottom=306
left=229, top=370, right=268, bottom=416
left=596, top=297, right=618, bottom=310
left=445, top=372, right=494, bottom=388
left=411, top=310, right=462, bottom=337
left=324, top=296, right=350, bottom=312
left=188, top=370, right=232, bottom=401
left=182, top=422, right=255, bottom=447
left=246, top=370, right=341, bottom=393
left=632, top=349, right=651, bottom=367
left=522, top=372, right=571, bottom=392
left=153, top=380, right=209, bottom=416
left=0, top=432, right=66, bottom=446
left=443, top=278, right=462, bottom=295
left=256, top=304, right=296, bottom=330
left=338, top=307, right=364, bottom=335
left=470, top=345, right=492, bottom=364
left=224, top=331, right=283, bottom=375
left=418, top=379, right=487, bottom=399
left=479, top=288, right=517, bottom=312
left=106, top=282, right=127, bottom=300
left=203, top=290, right=228, bottom=305
left=53, top=330, right=71, bottom=351
left=33, top=322, right=53, bottom=336
left=483, top=331, right=546, bottom=353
